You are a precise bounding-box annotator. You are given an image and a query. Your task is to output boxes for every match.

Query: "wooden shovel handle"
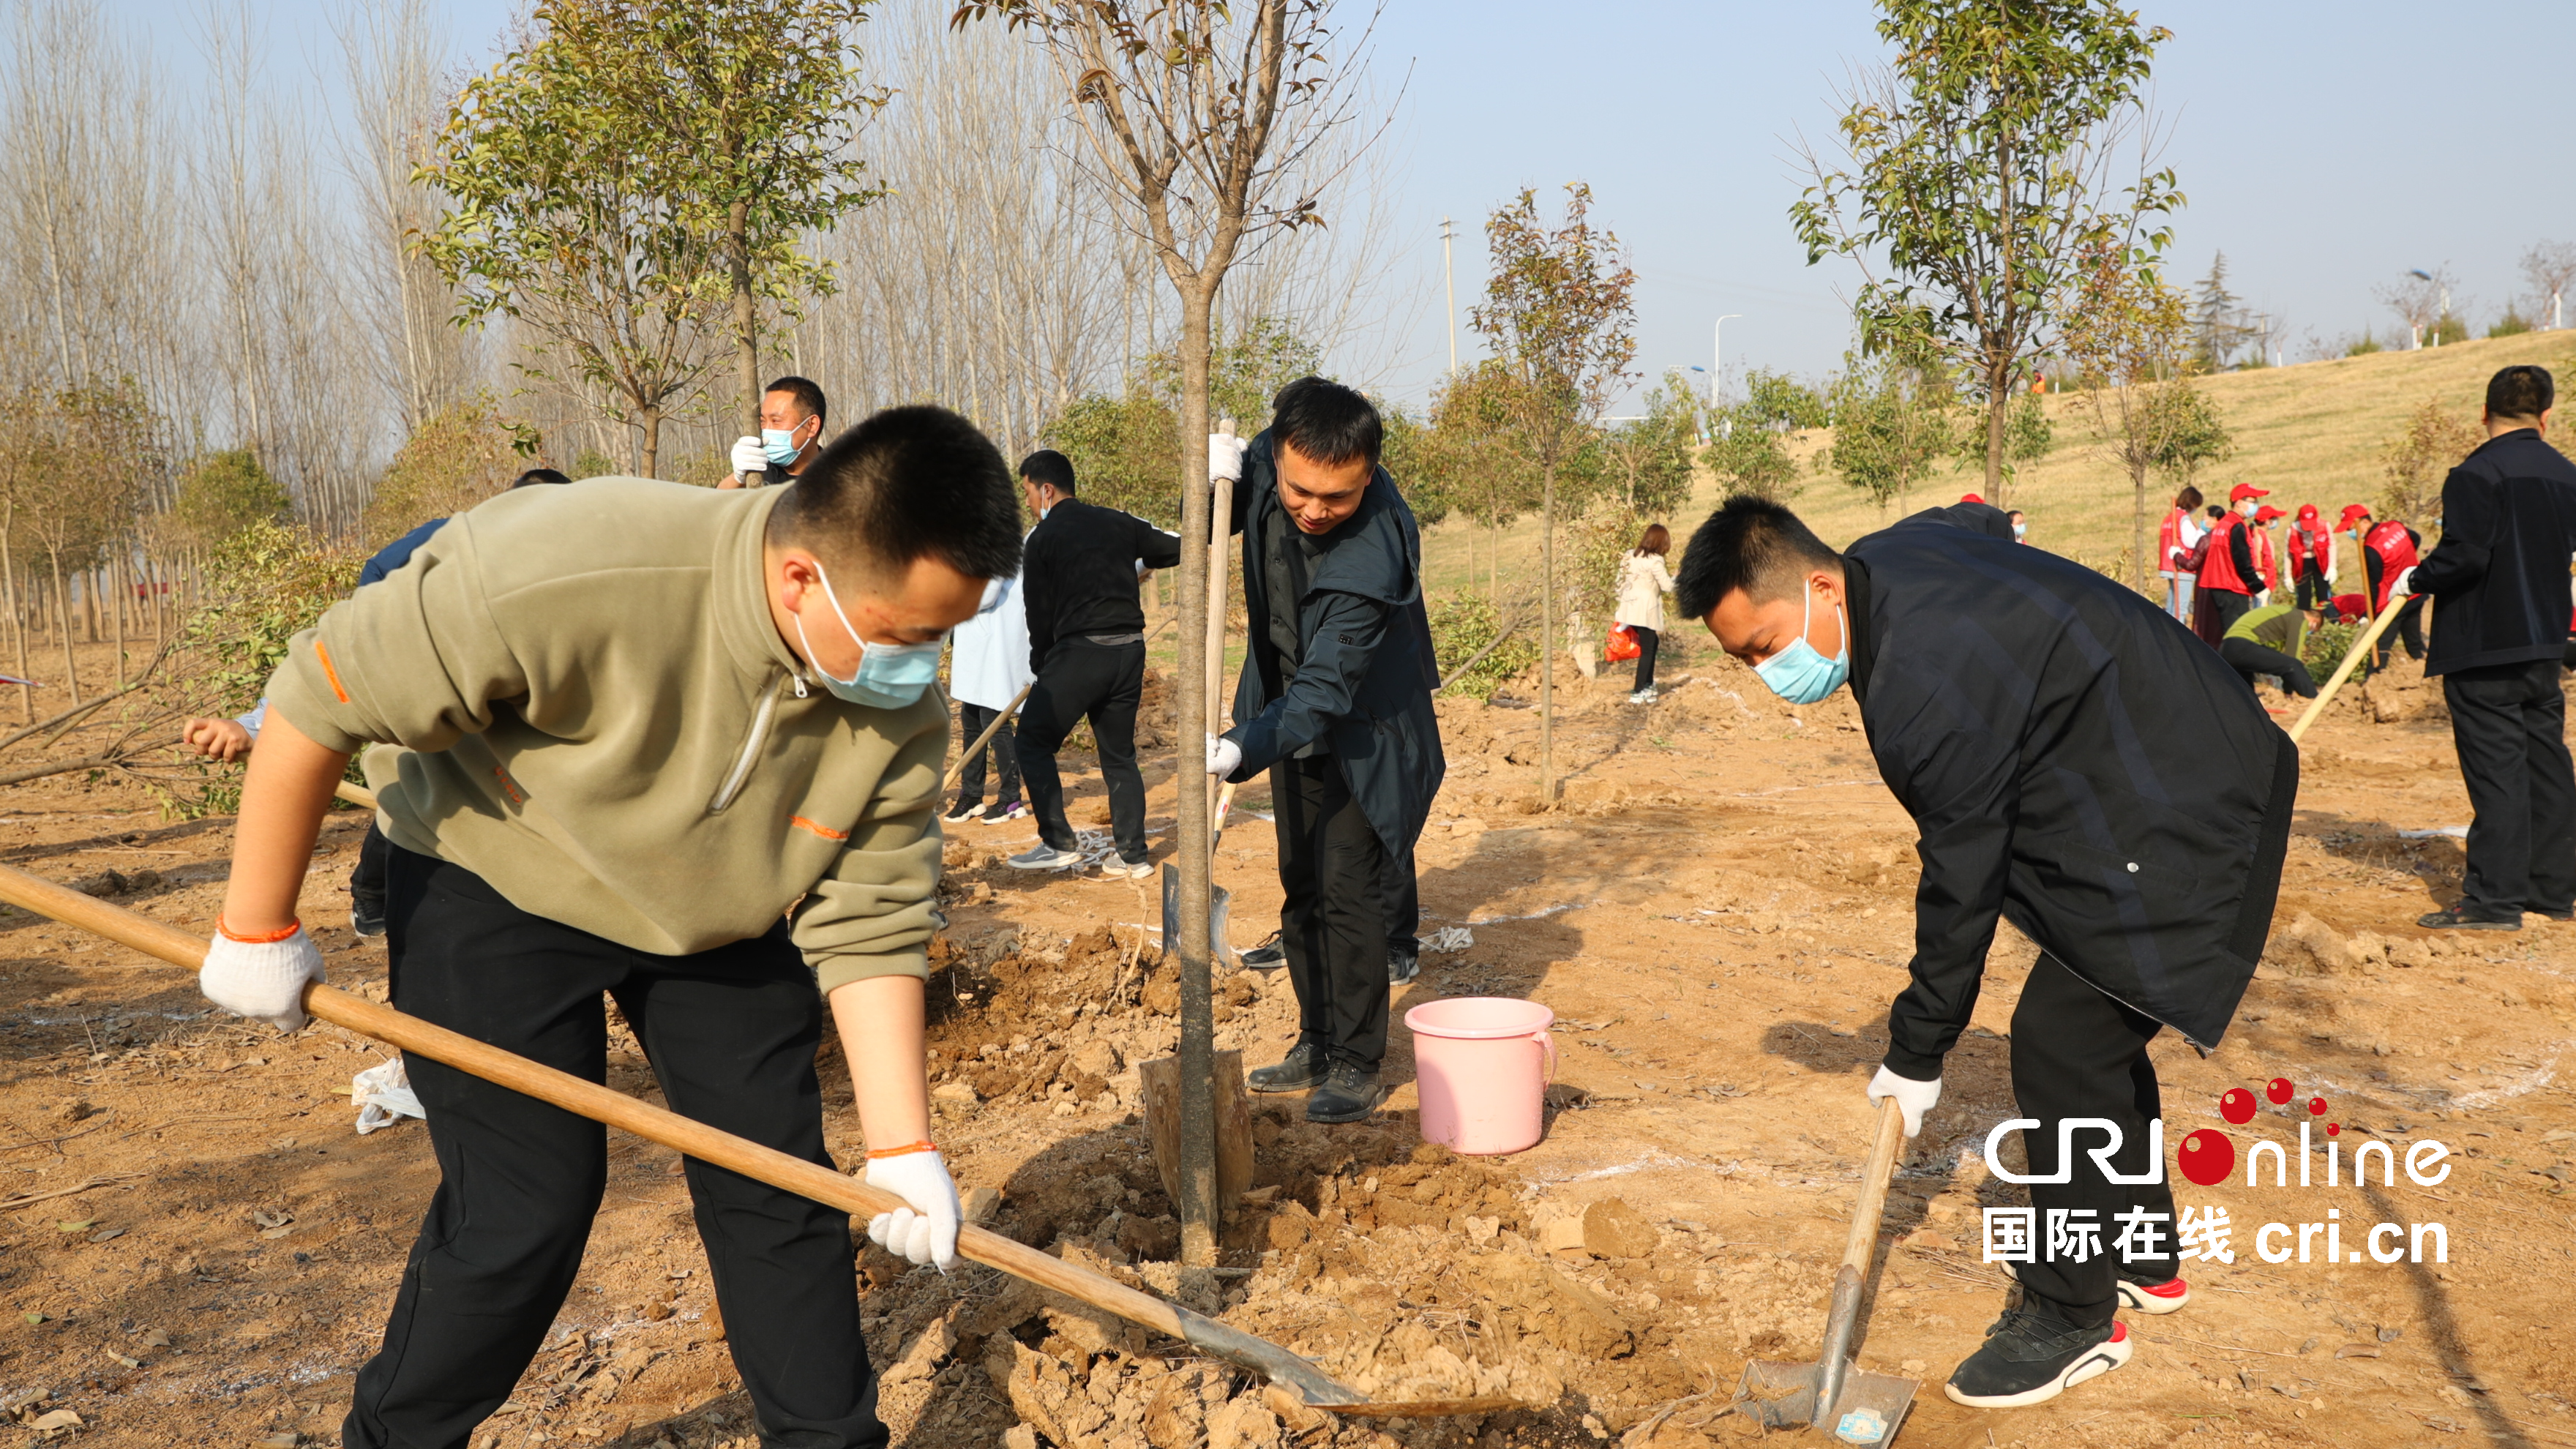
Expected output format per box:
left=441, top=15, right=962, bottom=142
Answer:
left=1841, top=1095, right=1908, bottom=1273
left=940, top=680, right=1039, bottom=795
left=2288, top=588, right=2414, bottom=744
left=0, top=859, right=1191, bottom=1344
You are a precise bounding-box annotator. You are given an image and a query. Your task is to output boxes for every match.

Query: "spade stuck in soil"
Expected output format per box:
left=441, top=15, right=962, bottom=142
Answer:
left=1734, top=1095, right=1920, bottom=1443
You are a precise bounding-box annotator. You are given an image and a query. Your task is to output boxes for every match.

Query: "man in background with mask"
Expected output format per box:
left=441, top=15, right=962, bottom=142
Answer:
left=196, top=406, right=1024, bottom=1449
left=726, top=375, right=831, bottom=487
left=1676, top=495, right=2295, bottom=1412
left=1008, top=449, right=1182, bottom=877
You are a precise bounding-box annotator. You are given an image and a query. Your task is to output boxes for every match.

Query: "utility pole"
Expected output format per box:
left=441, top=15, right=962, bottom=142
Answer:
left=1440, top=217, right=1459, bottom=375
left=1712, top=315, right=1742, bottom=406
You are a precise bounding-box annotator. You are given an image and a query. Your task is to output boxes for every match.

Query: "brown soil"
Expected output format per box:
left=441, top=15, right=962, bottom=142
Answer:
left=0, top=641, right=2566, bottom=1449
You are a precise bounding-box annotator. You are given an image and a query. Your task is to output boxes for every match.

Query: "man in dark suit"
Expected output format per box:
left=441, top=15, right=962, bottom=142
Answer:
left=1677, top=495, right=2295, bottom=1411
left=1204, top=378, right=1444, bottom=1123
left=2403, top=365, right=2576, bottom=929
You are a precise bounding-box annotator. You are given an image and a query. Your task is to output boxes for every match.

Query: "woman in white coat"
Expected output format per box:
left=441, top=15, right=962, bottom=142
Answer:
left=1615, top=523, right=1677, bottom=703
left=946, top=569, right=1036, bottom=822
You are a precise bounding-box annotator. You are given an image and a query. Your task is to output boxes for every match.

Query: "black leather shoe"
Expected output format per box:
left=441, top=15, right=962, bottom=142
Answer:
left=1305, top=1063, right=1385, bottom=1123
left=2419, top=903, right=2520, bottom=930
left=1387, top=948, right=1419, bottom=986
left=1248, top=1041, right=1327, bottom=1093
left=1240, top=931, right=1287, bottom=971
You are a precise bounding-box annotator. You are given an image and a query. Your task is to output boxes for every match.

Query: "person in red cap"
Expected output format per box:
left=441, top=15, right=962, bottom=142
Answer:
left=2340, top=503, right=2426, bottom=667
left=2288, top=504, right=2337, bottom=613
left=2191, top=484, right=2267, bottom=644
left=2250, top=504, right=2286, bottom=599
left=1960, top=492, right=1987, bottom=505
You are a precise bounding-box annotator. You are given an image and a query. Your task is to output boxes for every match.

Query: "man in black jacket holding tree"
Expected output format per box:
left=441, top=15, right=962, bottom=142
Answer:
left=1677, top=495, right=2294, bottom=1410
left=1205, top=378, right=1444, bottom=1123
left=2401, top=365, right=2576, bottom=929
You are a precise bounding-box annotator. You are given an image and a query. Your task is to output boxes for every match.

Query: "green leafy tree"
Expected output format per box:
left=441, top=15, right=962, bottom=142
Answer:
left=1418, top=359, right=1543, bottom=603
left=1376, top=401, right=1445, bottom=526
left=1791, top=0, right=2180, bottom=505
left=1951, top=389, right=2053, bottom=476
left=362, top=396, right=536, bottom=549
left=420, top=1, right=884, bottom=475
left=1823, top=348, right=1955, bottom=516
left=1042, top=317, right=1323, bottom=528
left=1742, top=367, right=1830, bottom=432
left=2380, top=397, right=2481, bottom=527
left=165, top=520, right=364, bottom=817
left=25, top=386, right=150, bottom=702
left=2191, top=252, right=2254, bottom=369
left=2066, top=239, right=2203, bottom=589
left=1469, top=182, right=1637, bottom=801
left=1597, top=372, right=1700, bottom=516
left=172, top=449, right=292, bottom=551
left=1702, top=412, right=1801, bottom=503
left=591, top=0, right=888, bottom=438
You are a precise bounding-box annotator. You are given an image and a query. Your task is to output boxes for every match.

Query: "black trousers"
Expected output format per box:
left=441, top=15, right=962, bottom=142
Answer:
left=2293, top=566, right=2330, bottom=611
left=2008, top=955, right=2180, bottom=1330
left=2374, top=596, right=2427, bottom=667
left=345, top=848, right=881, bottom=1449
left=2444, top=659, right=2576, bottom=918
left=351, top=819, right=392, bottom=905
left=1275, top=756, right=1389, bottom=1073
left=2201, top=585, right=2252, bottom=642
left=952, top=700, right=1022, bottom=810
left=1382, top=841, right=1419, bottom=956
left=2218, top=637, right=2318, bottom=697
left=1630, top=626, right=1660, bottom=692
left=1016, top=639, right=1147, bottom=864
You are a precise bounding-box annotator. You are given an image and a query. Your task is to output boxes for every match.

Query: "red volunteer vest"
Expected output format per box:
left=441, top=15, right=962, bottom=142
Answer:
left=2198, top=514, right=2251, bottom=593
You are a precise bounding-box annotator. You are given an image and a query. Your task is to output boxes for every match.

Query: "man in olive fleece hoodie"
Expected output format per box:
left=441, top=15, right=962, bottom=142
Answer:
left=196, top=407, right=1024, bottom=1449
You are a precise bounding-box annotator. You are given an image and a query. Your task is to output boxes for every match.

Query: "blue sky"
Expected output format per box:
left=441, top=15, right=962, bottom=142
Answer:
left=123, top=1, right=2575, bottom=411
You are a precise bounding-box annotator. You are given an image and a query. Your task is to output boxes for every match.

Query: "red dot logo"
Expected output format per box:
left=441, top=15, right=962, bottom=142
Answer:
left=2219, top=1087, right=2258, bottom=1124
left=2309, top=1096, right=2328, bottom=1116
left=2177, top=1128, right=2236, bottom=1186
left=2265, top=1077, right=2294, bottom=1105
left=2327, top=1123, right=2340, bottom=1136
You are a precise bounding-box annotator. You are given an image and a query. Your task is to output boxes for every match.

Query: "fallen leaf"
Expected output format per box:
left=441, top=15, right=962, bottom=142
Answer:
left=87, top=1227, right=124, bottom=1244
left=259, top=1225, right=294, bottom=1240
left=139, top=1328, right=170, bottom=1347
left=21, top=1313, right=45, bottom=1325
left=2334, top=1344, right=2380, bottom=1360
left=55, top=1220, right=92, bottom=1233
left=25, top=1408, right=80, bottom=1429
left=105, top=1352, right=138, bottom=1369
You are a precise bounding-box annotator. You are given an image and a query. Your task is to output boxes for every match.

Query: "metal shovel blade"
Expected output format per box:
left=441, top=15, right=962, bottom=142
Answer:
left=1161, top=864, right=1234, bottom=970
left=1734, top=1357, right=1917, bottom=1444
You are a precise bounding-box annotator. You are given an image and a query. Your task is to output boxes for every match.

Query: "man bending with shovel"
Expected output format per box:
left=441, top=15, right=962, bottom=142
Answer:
left=196, top=408, right=1024, bottom=1449
left=1677, top=495, right=2296, bottom=1409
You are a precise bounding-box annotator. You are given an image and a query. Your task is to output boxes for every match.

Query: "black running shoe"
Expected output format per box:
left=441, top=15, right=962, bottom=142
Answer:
left=1306, top=1063, right=1385, bottom=1124
left=1387, top=948, right=1419, bottom=986
left=1240, top=930, right=1287, bottom=971
left=1248, top=1041, right=1327, bottom=1093
left=2419, top=902, right=2520, bottom=931
left=351, top=892, right=388, bottom=940
left=1944, top=1309, right=2130, bottom=1409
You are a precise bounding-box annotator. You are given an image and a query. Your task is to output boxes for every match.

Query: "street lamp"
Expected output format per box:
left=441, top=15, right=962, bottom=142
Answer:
left=2408, top=268, right=2449, bottom=348
left=1712, top=315, right=1742, bottom=405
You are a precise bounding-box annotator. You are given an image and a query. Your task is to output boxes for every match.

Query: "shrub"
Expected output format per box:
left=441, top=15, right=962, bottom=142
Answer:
left=2303, top=618, right=2362, bottom=681
left=363, top=396, right=531, bottom=549
left=2345, top=331, right=2384, bottom=357
left=2488, top=307, right=2534, bottom=339
left=1429, top=592, right=1537, bottom=703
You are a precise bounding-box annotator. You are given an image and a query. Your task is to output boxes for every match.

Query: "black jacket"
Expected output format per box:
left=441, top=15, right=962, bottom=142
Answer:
left=1218, top=431, right=1445, bottom=855
left=1849, top=503, right=2297, bottom=1079
left=2408, top=429, right=2576, bottom=676
left=1020, top=498, right=1183, bottom=671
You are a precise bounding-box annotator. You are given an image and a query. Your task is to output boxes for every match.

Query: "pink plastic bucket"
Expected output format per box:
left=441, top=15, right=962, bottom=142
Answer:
left=1404, top=997, right=1556, bottom=1155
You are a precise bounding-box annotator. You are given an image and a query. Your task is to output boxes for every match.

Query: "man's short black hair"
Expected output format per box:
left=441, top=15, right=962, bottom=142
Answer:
left=512, top=468, right=572, bottom=489
left=1673, top=495, right=1843, bottom=621
left=765, top=375, right=828, bottom=427
left=1271, top=375, right=1382, bottom=468
left=2488, top=364, right=2554, bottom=422
left=1019, top=449, right=1077, bottom=498
left=767, top=405, right=1020, bottom=585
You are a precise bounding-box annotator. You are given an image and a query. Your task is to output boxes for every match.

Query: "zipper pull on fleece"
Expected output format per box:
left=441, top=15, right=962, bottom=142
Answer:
left=791, top=670, right=808, bottom=700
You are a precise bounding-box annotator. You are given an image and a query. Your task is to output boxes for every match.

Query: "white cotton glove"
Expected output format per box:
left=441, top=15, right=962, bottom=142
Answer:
left=1208, top=432, right=1247, bottom=484
left=2392, top=566, right=2417, bottom=598
left=1866, top=1065, right=1941, bottom=1138
left=199, top=923, right=326, bottom=1032
left=1206, top=733, right=1243, bottom=778
left=729, top=435, right=768, bottom=481
left=863, top=1149, right=962, bottom=1270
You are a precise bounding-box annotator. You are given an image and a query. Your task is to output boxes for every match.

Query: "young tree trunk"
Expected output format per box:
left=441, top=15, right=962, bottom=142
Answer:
left=110, top=553, right=124, bottom=688
left=731, top=201, right=760, bottom=440
left=1538, top=465, right=1556, bottom=801
left=1169, top=277, right=1218, bottom=1270
left=1, top=520, right=23, bottom=724
left=640, top=406, right=663, bottom=479
left=47, top=551, right=78, bottom=705
left=1985, top=386, right=2008, bottom=504
left=2132, top=455, right=2151, bottom=596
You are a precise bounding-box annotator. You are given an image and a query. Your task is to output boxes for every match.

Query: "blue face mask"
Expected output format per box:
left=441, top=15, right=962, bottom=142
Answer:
left=793, top=563, right=945, bottom=708
left=1751, top=582, right=1850, bottom=705
left=761, top=424, right=806, bottom=467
